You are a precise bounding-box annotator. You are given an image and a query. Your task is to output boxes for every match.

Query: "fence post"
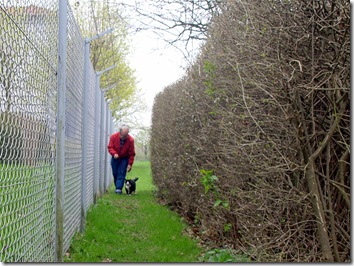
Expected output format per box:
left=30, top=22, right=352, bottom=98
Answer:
left=104, top=102, right=109, bottom=192
left=80, top=39, right=90, bottom=233
left=93, top=77, right=101, bottom=203
left=99, top=90, right=105, bottom=196
left=107, top=113, right=113, bottom=189
left=55, top=0, right=67, bottom=261
left=111, top=116, right=114, bottom=136
left=94, top=65, right=116, bottom=200
left=109, top=111, right=113, bottom=187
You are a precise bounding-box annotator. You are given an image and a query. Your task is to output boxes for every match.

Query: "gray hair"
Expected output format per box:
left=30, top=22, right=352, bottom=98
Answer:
left=119, top=124, right=129, bottom=132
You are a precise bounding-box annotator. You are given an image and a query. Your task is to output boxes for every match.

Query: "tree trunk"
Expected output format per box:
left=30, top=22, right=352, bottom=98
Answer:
left=305, top=159, right=334, bottom=262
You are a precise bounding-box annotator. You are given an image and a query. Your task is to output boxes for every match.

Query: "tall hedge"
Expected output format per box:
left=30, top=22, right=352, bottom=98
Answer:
left=151, top=0, right=349, bottom=262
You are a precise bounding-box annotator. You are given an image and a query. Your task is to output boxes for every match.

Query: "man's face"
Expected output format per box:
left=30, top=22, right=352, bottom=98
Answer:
left=120, top=128, right=129, bottom=140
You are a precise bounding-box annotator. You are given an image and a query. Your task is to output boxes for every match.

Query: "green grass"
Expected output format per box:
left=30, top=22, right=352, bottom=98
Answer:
left=64, top=161, right=202, bottom=262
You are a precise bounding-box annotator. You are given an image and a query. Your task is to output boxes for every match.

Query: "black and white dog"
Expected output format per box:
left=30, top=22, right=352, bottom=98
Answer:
left=125, top=177, right=139, bottom=195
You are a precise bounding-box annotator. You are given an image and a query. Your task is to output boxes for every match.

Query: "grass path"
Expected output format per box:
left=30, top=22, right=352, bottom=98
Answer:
left=64, top=161, right=202, bottom=262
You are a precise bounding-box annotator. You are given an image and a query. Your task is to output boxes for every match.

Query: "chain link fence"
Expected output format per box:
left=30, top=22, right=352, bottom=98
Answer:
left=0, top=0, right=114, bottom=262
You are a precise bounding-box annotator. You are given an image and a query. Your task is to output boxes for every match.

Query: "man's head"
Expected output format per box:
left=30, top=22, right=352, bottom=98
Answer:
left=120, top=125, right=129, bottom=140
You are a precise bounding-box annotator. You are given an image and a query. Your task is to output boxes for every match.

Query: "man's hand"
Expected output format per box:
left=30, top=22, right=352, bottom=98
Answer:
left=114, top=154, right=119, bottom=159
left=127, top=165, right=132, bottom=172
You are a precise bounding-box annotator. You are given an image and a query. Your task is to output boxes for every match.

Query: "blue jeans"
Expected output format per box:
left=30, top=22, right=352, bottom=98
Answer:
left=111, top=157, right=128, bottom=190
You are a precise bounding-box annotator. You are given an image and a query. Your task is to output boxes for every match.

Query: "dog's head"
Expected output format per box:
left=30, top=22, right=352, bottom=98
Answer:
left=125, top=179, right=132, bottom=189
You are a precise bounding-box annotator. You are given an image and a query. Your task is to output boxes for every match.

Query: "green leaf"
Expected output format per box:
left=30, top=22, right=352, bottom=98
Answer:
left=214, top=199, right=222, bottom=207
left=211, top=175, right=218, bottom=181
left=222, top=201, right=229, bottom=208
left=224, top=223, right=232, bottom=232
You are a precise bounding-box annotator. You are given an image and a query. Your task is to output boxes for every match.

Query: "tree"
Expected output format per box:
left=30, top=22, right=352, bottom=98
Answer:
left=71, top=0, right=146, bottom=122
left=133, top=126, right=151, bottom=160
left=118, top=0, right=221, bottom=60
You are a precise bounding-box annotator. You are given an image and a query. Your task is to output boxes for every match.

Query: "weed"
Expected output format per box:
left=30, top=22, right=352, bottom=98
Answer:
left=199, top=169, right=229, bottom=209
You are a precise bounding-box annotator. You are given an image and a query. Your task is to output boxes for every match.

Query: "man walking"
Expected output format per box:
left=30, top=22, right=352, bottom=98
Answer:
left=107, top=125, right=136, bottom=194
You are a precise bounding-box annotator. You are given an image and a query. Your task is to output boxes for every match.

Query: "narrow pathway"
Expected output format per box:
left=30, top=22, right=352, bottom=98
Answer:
left=64, top=161, right=201, bottom=262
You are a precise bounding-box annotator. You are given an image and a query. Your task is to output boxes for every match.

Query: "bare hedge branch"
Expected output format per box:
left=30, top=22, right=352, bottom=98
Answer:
left=151, top=0, right=349, bottom=262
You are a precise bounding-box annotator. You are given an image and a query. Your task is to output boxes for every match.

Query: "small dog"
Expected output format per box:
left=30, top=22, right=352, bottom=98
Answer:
left=125, top=177, right=139, bottom=195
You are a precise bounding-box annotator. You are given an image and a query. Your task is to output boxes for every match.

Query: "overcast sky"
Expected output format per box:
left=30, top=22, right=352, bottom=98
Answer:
left=127, top=29, right=187, bottom=127
left=118, top=0, right=204, bottom=128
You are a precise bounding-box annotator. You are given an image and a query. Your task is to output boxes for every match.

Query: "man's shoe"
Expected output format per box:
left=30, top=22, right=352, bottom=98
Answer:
left=115, top=189, right=122, bottom=194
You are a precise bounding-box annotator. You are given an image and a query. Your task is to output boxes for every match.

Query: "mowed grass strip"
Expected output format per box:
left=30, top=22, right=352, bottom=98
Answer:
left=65, top=161, right=202, bottom=262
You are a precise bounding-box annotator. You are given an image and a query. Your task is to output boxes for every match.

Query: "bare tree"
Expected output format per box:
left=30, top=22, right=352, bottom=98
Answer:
left=118, top=0, right=221, bottom=60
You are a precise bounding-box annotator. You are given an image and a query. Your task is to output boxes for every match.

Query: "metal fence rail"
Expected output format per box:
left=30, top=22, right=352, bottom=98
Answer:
left=0, top=0, right=114, bottom=262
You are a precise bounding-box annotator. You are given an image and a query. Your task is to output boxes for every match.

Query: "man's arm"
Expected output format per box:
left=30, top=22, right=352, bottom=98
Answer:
left=107, top=134, right=118, bottom=157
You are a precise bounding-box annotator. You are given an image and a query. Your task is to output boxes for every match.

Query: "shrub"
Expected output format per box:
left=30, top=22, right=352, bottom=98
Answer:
left=151, top=0, right=349, bottom=262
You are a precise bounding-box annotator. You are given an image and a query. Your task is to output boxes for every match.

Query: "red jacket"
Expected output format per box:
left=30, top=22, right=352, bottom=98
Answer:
left=107, top=132, right=136, bottom=166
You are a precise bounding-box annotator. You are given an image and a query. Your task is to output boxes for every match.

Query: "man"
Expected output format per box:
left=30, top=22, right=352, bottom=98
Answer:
left=107, top=125, right=136, bottom=194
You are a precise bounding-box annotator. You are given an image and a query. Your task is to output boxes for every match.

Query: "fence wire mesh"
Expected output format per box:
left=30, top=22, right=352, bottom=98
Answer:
left=63, top=4, right=84, bottom=253
left=0, top=1, right=58, bottom=262
left=84, top=63, right=96, bottom=212
left=100, top=99, right=106, bottom=193
left=0, top=1, right=114, bottom=262
left=94, top=89, right=101, bottom=199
